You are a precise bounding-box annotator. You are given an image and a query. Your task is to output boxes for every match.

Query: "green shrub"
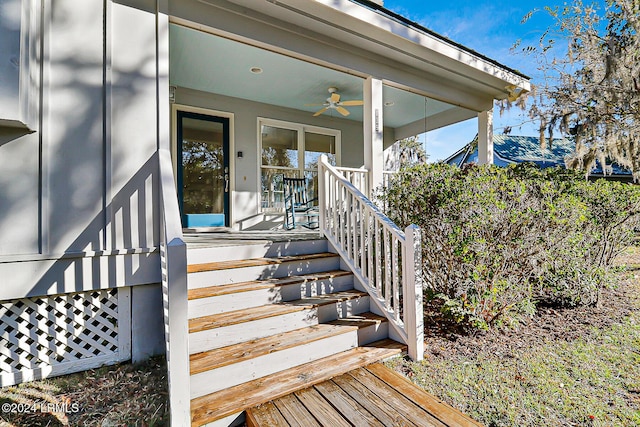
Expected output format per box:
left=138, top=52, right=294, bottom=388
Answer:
left=378, top=163, right=640, bottom=329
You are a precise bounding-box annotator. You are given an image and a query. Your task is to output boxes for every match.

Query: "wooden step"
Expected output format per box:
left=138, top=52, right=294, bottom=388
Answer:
left=328, top=312, right=387, bottom=328
left=328, top=312, right=389, bottom=345
left=190, top=339, right=406, bottom=427
left=187, top=252, right=338, bottom=274
left=190, top=324, right=357, bottom=375
left=187, top=252, right=342, bottom=289
left=187, top=270, right=353, bottom=300
left=188, top=290, right=369, bottom=334
left=189, top=321, right=370, bottom=398
left=187, top=270, right=355, bottom=318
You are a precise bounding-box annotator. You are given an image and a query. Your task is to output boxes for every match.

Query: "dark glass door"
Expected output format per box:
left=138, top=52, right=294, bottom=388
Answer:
left=177, top=111, right=230, bottom=227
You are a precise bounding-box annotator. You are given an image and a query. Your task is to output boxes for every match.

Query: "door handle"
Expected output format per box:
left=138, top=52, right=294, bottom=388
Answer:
left=224, top=167, right=229, bottom=192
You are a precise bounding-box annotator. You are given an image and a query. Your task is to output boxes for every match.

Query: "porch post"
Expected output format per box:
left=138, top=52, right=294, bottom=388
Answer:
left=364, top=77, right=384, bottom=195
left=477, top=108, right=494, bottom=165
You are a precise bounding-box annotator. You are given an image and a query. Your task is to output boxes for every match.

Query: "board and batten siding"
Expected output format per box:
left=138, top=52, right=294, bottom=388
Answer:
left=0, top=0, right=162, bottom=299
left=0, top=0, right=166, bottom=384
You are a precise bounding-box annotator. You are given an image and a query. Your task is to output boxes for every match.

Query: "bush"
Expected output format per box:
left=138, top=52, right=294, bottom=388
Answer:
left=378, top=163, right=640, bottom=330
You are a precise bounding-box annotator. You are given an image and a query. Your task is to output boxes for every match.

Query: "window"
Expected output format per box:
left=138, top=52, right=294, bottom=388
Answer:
left=260, top=119, right=340, bottom=211
left=0, top=0, right=37, bottom=130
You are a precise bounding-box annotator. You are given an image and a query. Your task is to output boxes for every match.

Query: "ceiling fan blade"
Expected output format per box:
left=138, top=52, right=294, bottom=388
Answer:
left=330, top=92, right=340, bottom=103
left=339, top=100, right=364, bottom=106
left=335, top=106, right=350, bottom=116
left=313, top=107, right=328, bottom=117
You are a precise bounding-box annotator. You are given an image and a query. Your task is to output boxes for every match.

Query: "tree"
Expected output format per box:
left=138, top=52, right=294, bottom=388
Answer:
left=517, top=0, right=640, bottom=180
left=385, top=136, right=428, bottom=171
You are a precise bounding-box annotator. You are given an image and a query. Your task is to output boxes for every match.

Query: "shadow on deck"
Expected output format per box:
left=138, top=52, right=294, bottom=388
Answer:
left=246, top=363, right=483, bottom=427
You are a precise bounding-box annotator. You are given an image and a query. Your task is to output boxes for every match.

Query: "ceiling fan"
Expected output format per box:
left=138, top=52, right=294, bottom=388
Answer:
left=306, top=87, right=364, bottom=117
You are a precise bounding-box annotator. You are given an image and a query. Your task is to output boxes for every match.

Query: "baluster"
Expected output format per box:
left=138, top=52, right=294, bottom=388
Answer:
left=332, top=176, right=338, bottom=237
left=392, top=236, right=400, bottom=322
left=351, top=195, right=357, bottom=263
left=384, top=228, right=391, bottom=310
left=338, top=181, right=344, bottom=247
left=360, top=202, right=366, bottom=277
left=375, top=220, right=382, bottom=294
left=367, top=210, right=373, bottom=288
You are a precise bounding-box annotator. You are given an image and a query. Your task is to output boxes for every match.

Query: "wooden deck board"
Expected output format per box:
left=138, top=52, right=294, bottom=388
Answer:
left=332, top=373, right=414, bottom=426
left=294, top=387, right=351, bottom=427
left=245, top=401, right=288, bottom=427
left=246, top=364, right=485, bottom=427
left=347, top=368, right=448, bottom=427
left=366, top=363, right=484, bottom=427
left=313, top=380, right=384, bottom=427
left=274, top=394, right=321, bottom=427
left=187, top=252, right=338, bottom=273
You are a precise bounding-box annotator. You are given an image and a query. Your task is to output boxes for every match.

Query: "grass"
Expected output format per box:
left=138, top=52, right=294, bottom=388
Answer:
left=387, top=266, right=640, bottom=427
left=0, top=356, right=168, bottom=427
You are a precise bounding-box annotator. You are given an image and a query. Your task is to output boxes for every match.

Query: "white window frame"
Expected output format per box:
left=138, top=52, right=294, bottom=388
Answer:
left=257, top=118, right=341, bottom=212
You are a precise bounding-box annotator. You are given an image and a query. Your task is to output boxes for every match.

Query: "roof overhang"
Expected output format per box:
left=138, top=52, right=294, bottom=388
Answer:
left=170, top=0, right=531, bottom=134
left=219, top=0, right=530, bottom=103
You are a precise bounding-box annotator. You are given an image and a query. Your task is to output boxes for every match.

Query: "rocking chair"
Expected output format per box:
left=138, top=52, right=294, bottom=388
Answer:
left=283, top=176, right=319, bottom=230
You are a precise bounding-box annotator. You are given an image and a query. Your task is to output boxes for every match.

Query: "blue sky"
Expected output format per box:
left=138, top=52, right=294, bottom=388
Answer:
left=382, top=0, right=557, bottom=161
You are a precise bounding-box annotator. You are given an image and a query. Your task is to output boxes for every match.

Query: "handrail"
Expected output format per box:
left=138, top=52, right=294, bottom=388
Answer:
left=158, top=148, right=191, bottom=425
left=318, top=155, right=424, bottom=361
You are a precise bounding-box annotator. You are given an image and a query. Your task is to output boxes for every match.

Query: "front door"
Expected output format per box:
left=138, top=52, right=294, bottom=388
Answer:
left=177, top=111, right=230, bottom=228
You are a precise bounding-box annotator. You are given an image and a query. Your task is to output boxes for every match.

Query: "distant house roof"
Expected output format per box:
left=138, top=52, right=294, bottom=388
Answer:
left=445, top=134, right=632, bottom=178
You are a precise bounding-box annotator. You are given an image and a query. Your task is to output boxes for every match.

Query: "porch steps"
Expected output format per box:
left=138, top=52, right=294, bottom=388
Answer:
left=185, top=241, right=404, bottom=427
left=190, top=339, right=406, bottom=426
left=189, top=317, right=387, bottom=398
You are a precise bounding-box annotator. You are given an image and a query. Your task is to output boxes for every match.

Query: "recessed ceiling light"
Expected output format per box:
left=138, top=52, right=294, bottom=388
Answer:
left=384, top=101, right=395, bottom=107
left=250, top=67, right=263, bottom=74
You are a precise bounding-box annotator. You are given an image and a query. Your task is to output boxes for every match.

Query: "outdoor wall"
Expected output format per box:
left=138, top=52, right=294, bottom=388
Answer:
left=174, top=87, right=370, bottom=229
left=0, top=0, right=166, bottom=386
left=0, top=0, right=162, bottom=299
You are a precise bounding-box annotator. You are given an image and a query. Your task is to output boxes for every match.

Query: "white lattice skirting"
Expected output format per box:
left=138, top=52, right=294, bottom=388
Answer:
left=0, top=288, right=131, bottom=387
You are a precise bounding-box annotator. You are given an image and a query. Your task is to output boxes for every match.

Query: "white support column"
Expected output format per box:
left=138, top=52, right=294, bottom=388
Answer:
left=364, top=77, right=384, bottom=195
left=477, top=109, right=494, bottom=165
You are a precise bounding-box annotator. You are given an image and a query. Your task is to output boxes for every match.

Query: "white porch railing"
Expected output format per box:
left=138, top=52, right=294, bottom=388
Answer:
left=334, top=166, right=369, bottom=195
left=318, top=155, right=424, bottom=361
left=158, top=148, right=191, bottom=425
left=382, top=170, right=395, bottom=188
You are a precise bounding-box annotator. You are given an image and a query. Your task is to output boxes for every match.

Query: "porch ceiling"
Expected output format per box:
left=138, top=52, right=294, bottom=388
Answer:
left=169, top=24, right=463, bottom=131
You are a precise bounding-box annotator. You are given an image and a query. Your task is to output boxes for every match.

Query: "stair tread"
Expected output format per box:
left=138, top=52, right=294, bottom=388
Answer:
left=188, top=270, right=353, bottom=300
left=327, top=312, right=387, bottom=328
left=190, top=339, right=406, bottom=426
left=190, top=323, right=358, bottom=375
left=188, top=290, right=369, bottom=333
left=187, top=252, right=338, bottom=274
